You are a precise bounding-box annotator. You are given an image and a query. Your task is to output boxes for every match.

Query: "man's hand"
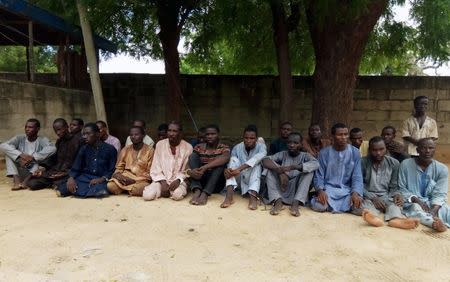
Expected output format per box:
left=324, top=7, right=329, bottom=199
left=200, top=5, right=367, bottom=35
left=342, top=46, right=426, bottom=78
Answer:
left=113, top=172, right=125, bottom=184
left=67, top=177, right=77, bottom=194
left=393, top=194, right=404, bottom=207
left=32, top=168, right=45, bottom=177
left=19, top=154, right=34, bottom=167
left=351, top=192, right=363, bottom=209
left=188, top=168, right=205, bottom=180
left=279, top=174, right=289, bottom=192
left=224, top=168, right=240, bottom=179
left=168, top=179, right=181, bottom=191
left=317, top=189, right=328, bottom=206
left=411, top=196, right=430, bottom=213
left=89, top=177, right=106, bottom=186
left=372, top=196, right=386, bottom=212
left=275, top=166, right=291, bottom=175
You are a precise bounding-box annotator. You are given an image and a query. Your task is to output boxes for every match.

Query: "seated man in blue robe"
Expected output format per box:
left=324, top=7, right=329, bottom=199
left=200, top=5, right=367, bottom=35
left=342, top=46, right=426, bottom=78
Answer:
left=311, top=123, right=363, bottom=214
left=57, top=123, right=117, bottom=198
left=398, top=138, right=449, bottom=232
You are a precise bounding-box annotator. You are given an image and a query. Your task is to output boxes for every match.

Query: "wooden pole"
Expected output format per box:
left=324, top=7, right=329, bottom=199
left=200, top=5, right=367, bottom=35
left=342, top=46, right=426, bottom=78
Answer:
left=76, top=0, right=107, bottom=122
left=28, top=21, right=35, bottom=82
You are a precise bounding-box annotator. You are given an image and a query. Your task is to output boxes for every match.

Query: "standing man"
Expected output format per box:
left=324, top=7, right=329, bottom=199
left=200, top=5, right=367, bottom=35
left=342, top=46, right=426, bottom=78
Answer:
left=125, top=119, right=155, bottom=147
left=349, top=127, right=369, bottom=157
left=301, top=124, right=331, bottom=158
left=188, top=124, right=230, bottom=205
left=269, top=122, right=293, bottom=155
left=398, top=138, right=449, bottom=232
left=360, top=136, right=419, bottom=229
left=220, top=125, right=267, bottom=210
left=311, top=123, right=364, bottom=214
left=143, top=121, right=193, bottom=201
left=96, top=120, right=121, bottom=153
left=402, top=96, right=438, bottom=157
left=57, top=123, right=117, bottom=198
left=107, top=126, right=154, bottom=197
left=381, top=126, right=409, bottom=162
left=0, top=118, right=56, bottom=190
left=263, top=132, right=319, bottom=217
left=26, top=118, right=82, bottom=190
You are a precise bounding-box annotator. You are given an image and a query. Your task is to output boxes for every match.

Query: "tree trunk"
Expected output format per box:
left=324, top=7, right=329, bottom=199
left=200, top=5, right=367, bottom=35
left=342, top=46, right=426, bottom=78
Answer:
left=270, top=0, right=294, bottom=123
left=306, top=0, right=388, bottom=135
left=77, top=0, right=107, bottom=122
left=157, top=3, right=183, bottom=122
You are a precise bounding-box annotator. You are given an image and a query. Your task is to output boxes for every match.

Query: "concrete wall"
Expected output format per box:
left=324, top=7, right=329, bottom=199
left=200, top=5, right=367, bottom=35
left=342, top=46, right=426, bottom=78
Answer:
left=1, top=74, right=449, bottom=148
left=101, top=75, right=450, bottom=146
left=0, top=79, right=96, bottom=143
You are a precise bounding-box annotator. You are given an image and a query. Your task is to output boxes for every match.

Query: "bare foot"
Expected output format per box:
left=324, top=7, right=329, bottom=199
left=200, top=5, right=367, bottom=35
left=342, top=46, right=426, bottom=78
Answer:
left=248, top=191, right=258, bottom=210
left=196, top=192, right=208, bottom=205
left=189, top=189, right=201, bottom=205
left=290, top=200, right=300, bottom=217
left=432, top=217, right=448, bottom=232
left=11, top=175, right=23, bottom=191
left=388, top=218, right=420, bottom=230
left=362, top=209, right=384, bottom=227
left=220, top=186, right=234, bottom=208
left=270, top=198, right=283, bottom=215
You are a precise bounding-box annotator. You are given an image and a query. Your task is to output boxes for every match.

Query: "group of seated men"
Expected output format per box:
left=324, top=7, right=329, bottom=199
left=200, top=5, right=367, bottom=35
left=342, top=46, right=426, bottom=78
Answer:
left=0, top=95, right=448, bottom=233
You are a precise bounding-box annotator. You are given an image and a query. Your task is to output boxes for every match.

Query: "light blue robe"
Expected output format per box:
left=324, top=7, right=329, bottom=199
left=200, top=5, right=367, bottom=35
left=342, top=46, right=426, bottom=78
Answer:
left=312, top=144, right=363, bottom=212
left=398, top=158, right=450, bottom=228
left=226, top=142, right=267, bottom=194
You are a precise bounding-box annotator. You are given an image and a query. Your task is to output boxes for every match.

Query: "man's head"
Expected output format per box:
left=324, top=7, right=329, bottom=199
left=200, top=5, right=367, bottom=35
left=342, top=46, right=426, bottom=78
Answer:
left=331, top=123, right=349, bottom=147
left=95, top=120, right=108, bottom=140
left=368, top=136, right=386, bottom=162
left=129, top=126, right=145, bottom=145
left=417, top=138, right=436, bottom=161
left=381, top=126, right=396, bottom=144
left=349, top=128, right=364, bottom=148
left=308, top=124, right=322, bottom=140
left=70, top=118, right=84, bottom=134
left=131, top=119, right=146, bottom=131
left=83, top=123, right=100, bottom=145
left=243, top=124, right=258, bottom=150
left=157, top=123, right=168, bottom=140
left=197, top=127, right=207, bottom=143
left=414, top=96, right=428, bottom=115
left=287, top=132, right=303, bottom=156
left=24, top=118, right=40, bottom=138
left=167, top=121, right=182, bottom=145
left=53, top=118, right=69, bottom=139
left=204, top=124, right=220, bottom=146
left=279, top=122, right=293, bottom=139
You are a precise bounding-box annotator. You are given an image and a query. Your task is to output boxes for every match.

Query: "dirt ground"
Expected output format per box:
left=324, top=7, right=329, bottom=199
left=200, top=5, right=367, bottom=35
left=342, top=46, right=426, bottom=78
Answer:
left=0, top=170, right=449, bottom=282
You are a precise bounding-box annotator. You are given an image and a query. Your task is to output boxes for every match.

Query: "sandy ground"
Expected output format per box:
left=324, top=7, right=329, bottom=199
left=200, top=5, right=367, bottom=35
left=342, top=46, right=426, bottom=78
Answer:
left=0, top=171, right=450, bottom=282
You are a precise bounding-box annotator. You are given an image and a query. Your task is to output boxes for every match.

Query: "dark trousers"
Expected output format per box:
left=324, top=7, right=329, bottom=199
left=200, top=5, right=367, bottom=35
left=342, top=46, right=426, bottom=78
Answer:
left=188, top=153, right=225, bottom=195
left=26, top=176, right=68, bottom=190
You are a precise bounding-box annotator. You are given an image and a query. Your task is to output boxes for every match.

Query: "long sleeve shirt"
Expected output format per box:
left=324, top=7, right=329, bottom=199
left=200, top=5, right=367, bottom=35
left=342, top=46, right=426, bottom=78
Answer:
left=398, top=158, right=448, bottom=207
left=150, top=139, right=193, bottom=184
left=361, top=156, right=400, bottom=199
left=0, top=134, right=56, bottom=162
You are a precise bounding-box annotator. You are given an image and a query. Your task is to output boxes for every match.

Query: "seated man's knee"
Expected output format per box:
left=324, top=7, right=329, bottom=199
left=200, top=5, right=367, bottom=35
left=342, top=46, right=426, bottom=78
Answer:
left=171, top=190, right=185, bottom=201
left=106, top=182, right=123, bottom=195
left=142, top=186, right=158, bottom=201
left=311, top=198, right=327, bottom=212
left=130, top=185, right=145, bottom=197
